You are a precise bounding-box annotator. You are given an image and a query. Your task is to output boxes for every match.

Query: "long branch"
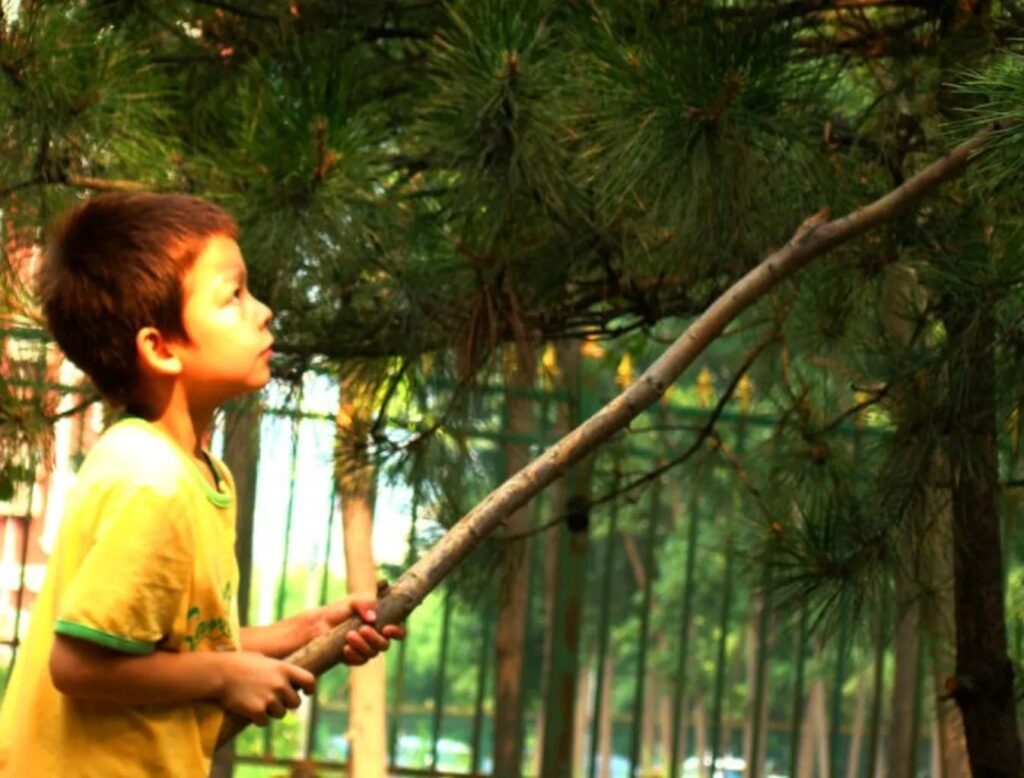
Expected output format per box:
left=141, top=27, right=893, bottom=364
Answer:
left=217, top=123, right=994, bottom=745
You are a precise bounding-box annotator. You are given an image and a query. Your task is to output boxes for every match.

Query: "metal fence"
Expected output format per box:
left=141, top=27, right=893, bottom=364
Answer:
left=0, top=326, right=958, bottom=778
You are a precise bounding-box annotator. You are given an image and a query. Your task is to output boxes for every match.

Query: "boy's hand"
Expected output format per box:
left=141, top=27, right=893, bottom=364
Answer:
left=299, top=595, right=406, bottom=666
left=218, top=651, right=315, bottom=727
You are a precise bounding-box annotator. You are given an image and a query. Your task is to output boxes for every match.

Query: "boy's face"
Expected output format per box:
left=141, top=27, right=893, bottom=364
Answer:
left=172, top=234, right=274, bottom=409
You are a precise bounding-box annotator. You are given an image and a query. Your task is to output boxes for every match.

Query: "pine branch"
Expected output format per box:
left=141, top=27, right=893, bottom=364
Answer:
left=187, top=0, right=278, bottom=23
left=0, top=178, right=43, bottom=200
left=63, top=175, right=149, bottom=192
left=732, top=0, right=932, bottom=21
left=217, top=122, right=998, bottom=746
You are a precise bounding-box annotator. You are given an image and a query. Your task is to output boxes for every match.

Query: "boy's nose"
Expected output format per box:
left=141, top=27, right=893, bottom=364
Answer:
left=257, top=299, right=273, bottom=327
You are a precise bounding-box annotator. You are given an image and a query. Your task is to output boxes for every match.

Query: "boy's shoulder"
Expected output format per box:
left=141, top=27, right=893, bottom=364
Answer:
left=78, top=418, right=194, bottom=495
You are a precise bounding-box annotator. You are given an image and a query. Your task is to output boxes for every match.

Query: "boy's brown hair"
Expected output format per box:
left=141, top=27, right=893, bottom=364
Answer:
left=37, top=192, right=238, bottom=405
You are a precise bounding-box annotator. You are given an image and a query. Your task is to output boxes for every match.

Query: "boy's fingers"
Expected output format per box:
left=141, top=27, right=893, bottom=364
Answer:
left=279, top=684, right=301, bottom=710
left=320, top=602, right=351, bottom=625
left=382, top=624, right=406, bottom=640
left=344, top=629, right=373, bottom=656
left=358, top=625, right=389, bottom=651
left=341, top=645, right=368, bottom=666
left=350, top=597, right=378, bottom=624
left=286, top=665, right=316, bottom=694
left=266, top=699, right=287, bottom=720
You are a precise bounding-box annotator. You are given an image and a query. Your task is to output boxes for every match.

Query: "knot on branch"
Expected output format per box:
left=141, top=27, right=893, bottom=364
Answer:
left=565, top=494, right=590, bottom=533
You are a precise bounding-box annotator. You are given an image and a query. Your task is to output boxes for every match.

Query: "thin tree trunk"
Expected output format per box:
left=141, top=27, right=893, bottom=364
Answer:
left=493, top=350, right=536, bottom=778
left=845, top=668, right=868, bottom=778
left=338, top=380, right=387, bottom=778
left=813, top=678, right=830, bottom=778
left=887, top=579, right=922, bottom=778
left=798, top=676, right=828, bottom=778
left=598, top=655, right=614, bottom=778
left=659, top=683, right=672, bottom=773
left=218, top=128, right=994, bottom=745
left=641, top=670, right=657, bottom=771
left=573, top=662, right=593, bottom=776
left=936, top=5, right=1021, bottom=772
left=693, top=694, right=707, bottom=778
left=923, top=471, right=971, bottom=778
left=743, top=591, right=770, bottom=778
left=540, top=340, right=593, bottom=778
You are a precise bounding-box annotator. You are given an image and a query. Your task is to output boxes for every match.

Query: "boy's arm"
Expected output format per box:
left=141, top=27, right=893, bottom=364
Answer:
left=50, top=634, right=314, bottom=726
left=240, top=596, right=405, bottom=662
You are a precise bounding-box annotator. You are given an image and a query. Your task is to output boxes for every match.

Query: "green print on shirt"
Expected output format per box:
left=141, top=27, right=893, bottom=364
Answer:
left=184, top=582, right=234, bottom=651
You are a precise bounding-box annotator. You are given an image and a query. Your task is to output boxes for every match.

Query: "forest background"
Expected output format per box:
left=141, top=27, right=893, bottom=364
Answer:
left=5, top=1, right=1024, bottom=777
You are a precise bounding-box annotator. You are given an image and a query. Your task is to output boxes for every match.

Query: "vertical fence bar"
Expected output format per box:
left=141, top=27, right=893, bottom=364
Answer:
left=829, top=594, right=852, bottom=778
left=788, top=602, right=809, bottom=778
left=588, top=464, right=620, bottom=778
left=748, top=551, right=774, bottom=778
left=708, top=507, right=735, bottom=775
left=266, top=392, right=303, bottom=757
left=430, top=584, right=454, bottom=771
left=470, top=596, right=495, bottom=775
left=865, top=599, right=886, bottom=778
left=628, top=457, right=662, bottom=774
left=668, top=492, right=701, bottom=778
left=305, top=479, right=338, bottom=759
left=388, top=481, right=420, bottom=767
left=4, top=334, right=48, bottom=682
left=517, top=394, right=551, bottom=771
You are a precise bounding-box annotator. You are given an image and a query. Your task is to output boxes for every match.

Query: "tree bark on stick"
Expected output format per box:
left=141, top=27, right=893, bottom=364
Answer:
left=217, top=125, right=993, bottom=747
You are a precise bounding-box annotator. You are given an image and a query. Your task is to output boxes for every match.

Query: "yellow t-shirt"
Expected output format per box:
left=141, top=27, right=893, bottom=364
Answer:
left=0, top=417, right=240, bottom=778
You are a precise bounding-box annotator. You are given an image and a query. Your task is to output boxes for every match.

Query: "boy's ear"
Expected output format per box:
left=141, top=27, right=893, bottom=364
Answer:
left=136, top=326, right=183, bottom=378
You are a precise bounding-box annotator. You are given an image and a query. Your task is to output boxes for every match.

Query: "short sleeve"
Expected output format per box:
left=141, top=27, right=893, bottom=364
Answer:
left=55, top=485, right=195, bottom=655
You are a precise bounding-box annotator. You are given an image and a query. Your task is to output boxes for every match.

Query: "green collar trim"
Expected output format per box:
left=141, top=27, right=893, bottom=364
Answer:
left=118, top=416, right=232, bottom=508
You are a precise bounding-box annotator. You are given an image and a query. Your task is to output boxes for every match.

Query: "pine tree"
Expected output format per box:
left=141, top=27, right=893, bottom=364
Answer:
left=6, top=2, right=1024, bottom=775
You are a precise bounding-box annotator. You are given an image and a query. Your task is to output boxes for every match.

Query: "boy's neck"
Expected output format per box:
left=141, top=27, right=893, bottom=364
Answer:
left=132, top=382, right=215, bottom=459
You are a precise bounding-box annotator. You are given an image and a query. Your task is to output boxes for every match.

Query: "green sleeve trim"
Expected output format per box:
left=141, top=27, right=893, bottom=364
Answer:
left=54, top=620, right=156, bottom=655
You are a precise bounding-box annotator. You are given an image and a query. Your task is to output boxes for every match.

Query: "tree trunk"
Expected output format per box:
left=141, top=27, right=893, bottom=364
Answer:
left=573, top=662, right=593, bottom=776
left=598, top=655, right=614, bottom=778
left=641, top=670, right=657, bottom=771
left=922, top=468, right=971, bottom=778
left=658, top=683, right=672, bottom=774
left=945, top=305, right=1022, bottom=776
left=493, top=350, right=536, bottom=778
left=798, top=673, right=829, bottom=778
left=935, top=5, right=1021, bottom=773
left=743, top=590, right=770, bottom=778
left=693, top=694, right=707, bottom=778
left=887, top=576, right=922, bottom=778
left=845, top=669, right=868, bottom=778
left=338, top=379, right=387, bottom=778
left=540, top=340, right=593, bottom=778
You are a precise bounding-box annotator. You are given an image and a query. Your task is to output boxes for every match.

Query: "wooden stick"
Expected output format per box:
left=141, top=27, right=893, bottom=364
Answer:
left=217, top=124, right=993, bottom=746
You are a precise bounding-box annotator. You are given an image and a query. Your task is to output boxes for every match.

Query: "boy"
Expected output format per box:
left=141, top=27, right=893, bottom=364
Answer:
left=0, top=193, right=404, bottom=777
